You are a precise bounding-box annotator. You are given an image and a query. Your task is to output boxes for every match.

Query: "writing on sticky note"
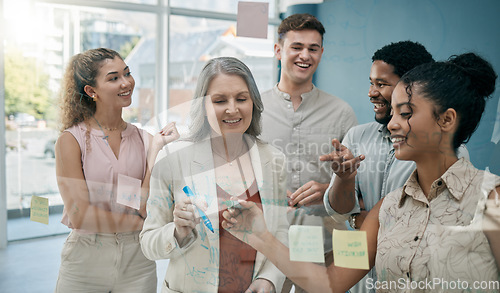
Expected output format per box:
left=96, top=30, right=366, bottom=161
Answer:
left=30, top=195, right=49, bottom=225
left=289, top=225, right=324, bottom=263
left=237, top=1, right=269, bottom=39
left=332, top=229, right=369, bottom=270
left=116, top=174, right=142, bottom=210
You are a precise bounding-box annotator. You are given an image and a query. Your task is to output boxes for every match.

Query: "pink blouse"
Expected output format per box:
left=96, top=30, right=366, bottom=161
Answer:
left=61, top=122, right=149, bottom=230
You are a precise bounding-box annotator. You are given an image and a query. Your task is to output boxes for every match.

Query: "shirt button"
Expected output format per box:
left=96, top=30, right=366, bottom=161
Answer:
left=287, top=104, right=292, bottom=108
left=414, top=236, right=419, bottom=241
left=437, top=180, right=442, bottom=186
left=293, top=127, right=298, bottom=131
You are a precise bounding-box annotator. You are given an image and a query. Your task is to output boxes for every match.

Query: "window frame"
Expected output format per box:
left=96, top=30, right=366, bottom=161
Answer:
left=0, top=0, right=280, bottom=246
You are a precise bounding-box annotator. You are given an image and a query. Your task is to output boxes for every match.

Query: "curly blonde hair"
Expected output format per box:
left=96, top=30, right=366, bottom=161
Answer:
left=59, top=48, right=122, bottom=131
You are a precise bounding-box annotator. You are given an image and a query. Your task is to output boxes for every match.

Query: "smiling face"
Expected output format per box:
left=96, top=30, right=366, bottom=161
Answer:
left=388, top=82, right=443, bottom=162
left=87, top=56, right=135, bottom=109
left=204, top=73, right=254, bottom=136
left=275, top=29, right=324, bottom=86
left=368, top=60, right=401, bottom=125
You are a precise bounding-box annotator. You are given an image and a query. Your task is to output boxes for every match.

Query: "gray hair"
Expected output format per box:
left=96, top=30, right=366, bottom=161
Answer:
left=188, top=57, right=263, bottom=141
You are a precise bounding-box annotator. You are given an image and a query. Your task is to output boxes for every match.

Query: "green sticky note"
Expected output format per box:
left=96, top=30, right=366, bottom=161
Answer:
left=289, top=225, right=324, bottom=263
left=332, top=229, right=369, bottom=269
left=30, top=195, right=49, bottom=225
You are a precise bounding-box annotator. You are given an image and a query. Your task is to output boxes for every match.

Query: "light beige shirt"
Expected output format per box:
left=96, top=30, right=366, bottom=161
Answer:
left=260, top=84, right=357, bottom=251
left=376, top=158, right=500, bottom=292
left=261, top=84, right=357, bottom=197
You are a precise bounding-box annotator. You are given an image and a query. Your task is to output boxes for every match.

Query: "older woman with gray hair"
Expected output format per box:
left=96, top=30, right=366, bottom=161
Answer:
left=140, top=57, right=289, bottom=293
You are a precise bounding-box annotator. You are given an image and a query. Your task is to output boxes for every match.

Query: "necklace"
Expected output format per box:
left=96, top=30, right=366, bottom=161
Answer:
left=213, top=141, right=251, bottom=193
left=93, top=117, right=125, bottom=131
left=102, top=125, right=121, bottom=131
left=93, top=116, right=125, bottom=142
left=212, top=140, right=247, bottom=166
left=213, top=151, right=237, bottom=166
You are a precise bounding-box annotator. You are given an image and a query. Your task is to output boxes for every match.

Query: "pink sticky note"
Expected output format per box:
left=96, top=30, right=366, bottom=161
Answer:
left=116, top=174, right=142, bottom=210
left=237, top=1, right=269, bottom=39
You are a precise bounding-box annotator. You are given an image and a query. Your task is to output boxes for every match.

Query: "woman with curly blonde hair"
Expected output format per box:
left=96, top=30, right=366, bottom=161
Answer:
left=55, top=48, right=179, bottom=292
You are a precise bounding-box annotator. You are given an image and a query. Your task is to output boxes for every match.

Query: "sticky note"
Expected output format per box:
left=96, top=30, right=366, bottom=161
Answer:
left=332, top=229, right=369, bottom=270
left=237, top=1, right=269, bottom=39
left=30, top=195, right=49, bottom=225
left=289, top=225, right=324, bottom=263
left=116, top=174, right=142, bottom=210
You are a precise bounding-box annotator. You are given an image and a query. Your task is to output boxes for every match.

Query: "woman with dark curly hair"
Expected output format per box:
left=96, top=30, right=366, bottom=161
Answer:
left=55, top=48, right=179, bottom=292
left=223, top=52, right=500, bottom=292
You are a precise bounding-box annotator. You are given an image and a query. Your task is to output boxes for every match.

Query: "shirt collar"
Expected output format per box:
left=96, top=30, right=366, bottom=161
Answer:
left=398, top=158, right=477, bottom=207
left=273, top=83, right=318, bottom=102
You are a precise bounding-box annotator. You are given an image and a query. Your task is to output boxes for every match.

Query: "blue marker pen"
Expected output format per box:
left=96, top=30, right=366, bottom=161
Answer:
left=182, top=186, right=214, bottom=233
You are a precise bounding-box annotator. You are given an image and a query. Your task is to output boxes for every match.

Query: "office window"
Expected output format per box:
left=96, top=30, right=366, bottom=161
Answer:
left=3, top=0, right=157, bottom=240
left=2, top=0, right=279, bottom=242
left=170, top=0, right=276, bottom=17
left=107, top=0, right=157, bottom=4
left=167, top=15, right=276, bottom=131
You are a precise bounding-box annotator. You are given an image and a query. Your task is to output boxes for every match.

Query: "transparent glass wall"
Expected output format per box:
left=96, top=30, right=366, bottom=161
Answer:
left=170, top=0, right=276, bottom=17
left=107, top=0, right=157, bottom=4
left=166, top=15, right=276, bottom=134
left=2, top=0, right=278, bottom=241
left=3, top=0, right=157, bottom=240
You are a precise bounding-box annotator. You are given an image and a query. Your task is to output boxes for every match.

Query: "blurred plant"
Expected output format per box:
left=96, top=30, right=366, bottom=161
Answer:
left=4, top=46, right=52, bottom=120
left=119, top=36, right=140, bottom=59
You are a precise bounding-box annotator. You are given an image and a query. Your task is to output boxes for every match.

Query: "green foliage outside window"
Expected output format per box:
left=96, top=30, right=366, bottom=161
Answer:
left=4, top=46, right=52, bottom=120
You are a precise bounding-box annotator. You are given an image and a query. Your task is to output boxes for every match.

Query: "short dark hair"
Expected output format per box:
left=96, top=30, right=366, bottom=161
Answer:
left=400, top=52, right=497, bottom=150
left=372, top=41, right=434, bottom=77
left=278, top=13, right=325, bottom=44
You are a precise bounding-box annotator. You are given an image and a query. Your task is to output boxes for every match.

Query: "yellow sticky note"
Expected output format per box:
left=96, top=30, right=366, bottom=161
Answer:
left=332, top=229, right=369, bottom=269
left=289, top=225, right=324, bottom=263
left=30, top=195, right=49, bottom=225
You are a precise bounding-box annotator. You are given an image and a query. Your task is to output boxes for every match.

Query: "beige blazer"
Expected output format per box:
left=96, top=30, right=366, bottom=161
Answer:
left=140, top=135, right=289, bottom=293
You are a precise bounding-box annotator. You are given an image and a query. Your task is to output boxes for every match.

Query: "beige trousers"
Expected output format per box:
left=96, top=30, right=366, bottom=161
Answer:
left=55, top=230, right=156, bottom=293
